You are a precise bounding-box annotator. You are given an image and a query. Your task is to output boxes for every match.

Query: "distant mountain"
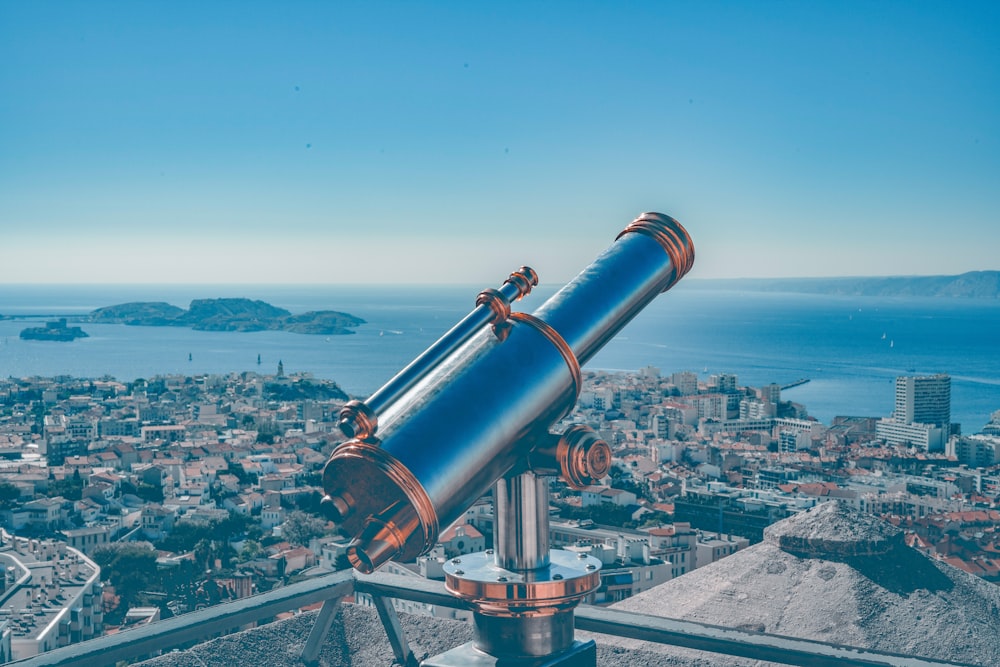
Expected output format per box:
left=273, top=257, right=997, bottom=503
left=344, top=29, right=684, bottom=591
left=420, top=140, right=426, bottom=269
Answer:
left=687, top=271, right=1000, bottom=298
left=89, top=302, right=187, bottom=326
left=89, top=298, right=365, bottom=335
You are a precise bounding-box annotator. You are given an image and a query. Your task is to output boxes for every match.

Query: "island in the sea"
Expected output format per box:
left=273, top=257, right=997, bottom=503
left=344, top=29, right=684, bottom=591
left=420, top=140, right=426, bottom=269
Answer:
left=89, top=298, right=365, bottom=335
left=20, top=318, right=89, bottom=341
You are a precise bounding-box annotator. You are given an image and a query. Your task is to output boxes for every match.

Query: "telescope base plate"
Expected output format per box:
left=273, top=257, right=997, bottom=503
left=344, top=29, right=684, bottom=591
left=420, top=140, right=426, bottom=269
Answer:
left=444, top=549, right=601, bottom=607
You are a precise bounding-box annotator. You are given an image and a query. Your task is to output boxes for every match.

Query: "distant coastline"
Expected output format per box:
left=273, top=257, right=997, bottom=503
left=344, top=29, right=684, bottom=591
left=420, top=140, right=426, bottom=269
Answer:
left=3, top=272, right=998, bottom=302
left=685, top=271, right=1000, bottom=299
left=1, top=286, right=997, bottom=430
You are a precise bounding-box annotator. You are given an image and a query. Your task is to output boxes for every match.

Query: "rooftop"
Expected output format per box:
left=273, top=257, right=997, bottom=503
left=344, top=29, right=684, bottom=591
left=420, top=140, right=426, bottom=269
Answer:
left=0, top=535, right=100, bottom=645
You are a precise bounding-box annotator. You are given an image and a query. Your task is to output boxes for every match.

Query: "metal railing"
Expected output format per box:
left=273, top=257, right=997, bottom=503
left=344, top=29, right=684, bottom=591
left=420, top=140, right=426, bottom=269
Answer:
left=10, top=569, right=976, bottom=667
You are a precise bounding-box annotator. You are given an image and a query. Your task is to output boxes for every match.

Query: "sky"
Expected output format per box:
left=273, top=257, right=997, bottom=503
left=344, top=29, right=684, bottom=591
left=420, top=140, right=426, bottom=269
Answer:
left=1, top=1, right=998, bottom=285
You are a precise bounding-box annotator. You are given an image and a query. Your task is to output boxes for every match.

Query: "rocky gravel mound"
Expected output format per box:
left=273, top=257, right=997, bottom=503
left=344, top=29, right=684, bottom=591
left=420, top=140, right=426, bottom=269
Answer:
left=609, top=501, right=1000, bottom=666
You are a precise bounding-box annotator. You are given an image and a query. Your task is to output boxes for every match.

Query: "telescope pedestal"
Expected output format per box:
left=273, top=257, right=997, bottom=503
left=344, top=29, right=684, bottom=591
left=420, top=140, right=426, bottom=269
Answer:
left=320, top=213, right=694, bottom=663
left=424, top=472, right=600, bottom=667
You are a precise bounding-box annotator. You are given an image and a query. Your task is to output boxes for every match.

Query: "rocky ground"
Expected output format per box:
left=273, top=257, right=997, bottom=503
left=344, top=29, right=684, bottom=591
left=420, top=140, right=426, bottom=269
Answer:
left=134, top=603, right=718, bottom=667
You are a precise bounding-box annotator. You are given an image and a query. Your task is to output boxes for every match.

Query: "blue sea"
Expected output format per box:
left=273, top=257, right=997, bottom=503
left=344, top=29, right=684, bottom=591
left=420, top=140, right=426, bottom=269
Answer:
left=1, top=283, right=999, bottom=433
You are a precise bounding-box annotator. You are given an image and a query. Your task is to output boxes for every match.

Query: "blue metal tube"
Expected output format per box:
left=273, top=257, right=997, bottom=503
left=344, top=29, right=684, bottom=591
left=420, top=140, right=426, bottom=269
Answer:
left=338, top=267, right=538, bottom=440
left=322, top=212, right=694, bottom=573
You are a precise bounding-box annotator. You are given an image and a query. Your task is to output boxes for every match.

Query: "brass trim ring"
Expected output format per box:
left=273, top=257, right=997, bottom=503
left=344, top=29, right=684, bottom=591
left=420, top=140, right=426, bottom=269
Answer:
left=508, top=312, right=583, bottom=406
left=476, top=288, right=512, bottom=325
left=444, top=550, right=602, bottom=615
left=505, top=266, right=539, bottom=300
left=338, top=399, right=378, bottom=441
left=329, top=440, right=440, bottom=559
left=616, top=212, right=695, bottom=291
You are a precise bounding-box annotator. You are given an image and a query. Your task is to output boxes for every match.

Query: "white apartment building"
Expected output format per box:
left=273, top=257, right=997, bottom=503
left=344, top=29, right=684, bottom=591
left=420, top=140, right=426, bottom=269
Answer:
left=894, top=374, right=951, bottom=428
left=740, top=397, right=776, bottom=420
left=670, top=371, right=698, bottom=396
left=647, top=523, right=697, bottom=578
left=695, top=532, right=750, bottom=569
left=876, top=418, right=946, bottom=452
left=949, top=434, right=1000, bottom=468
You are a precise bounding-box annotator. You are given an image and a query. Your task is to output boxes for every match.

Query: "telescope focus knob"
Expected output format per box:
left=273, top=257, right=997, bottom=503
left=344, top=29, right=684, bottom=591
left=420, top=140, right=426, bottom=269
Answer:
left=558, top=425, right=612, bottom=489
left=527, top=425, right=612, bottom=489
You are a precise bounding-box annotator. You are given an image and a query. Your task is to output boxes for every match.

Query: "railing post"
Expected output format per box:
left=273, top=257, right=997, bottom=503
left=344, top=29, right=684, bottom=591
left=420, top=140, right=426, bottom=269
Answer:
left=301, top=598, right=342, bottom=666
left=371, top=594, right=418, bottom=667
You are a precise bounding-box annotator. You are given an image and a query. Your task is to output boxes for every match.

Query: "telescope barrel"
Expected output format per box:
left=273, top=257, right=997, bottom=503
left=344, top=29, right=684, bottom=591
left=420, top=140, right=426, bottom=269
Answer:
left=322, top=212, right=694, bottom=573
left=532, top=211, right=694, bottom=365
left=338, top=266, right=539, bottom=440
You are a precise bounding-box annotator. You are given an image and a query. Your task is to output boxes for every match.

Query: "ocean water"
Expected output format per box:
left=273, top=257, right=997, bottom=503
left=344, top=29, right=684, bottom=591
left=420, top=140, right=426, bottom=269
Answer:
left=1, top=283, right=998, bottom=433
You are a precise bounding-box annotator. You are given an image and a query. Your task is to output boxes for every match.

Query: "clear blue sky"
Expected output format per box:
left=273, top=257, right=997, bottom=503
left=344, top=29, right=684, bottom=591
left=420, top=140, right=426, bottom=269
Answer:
left=1, top=1, right=997, bottom=284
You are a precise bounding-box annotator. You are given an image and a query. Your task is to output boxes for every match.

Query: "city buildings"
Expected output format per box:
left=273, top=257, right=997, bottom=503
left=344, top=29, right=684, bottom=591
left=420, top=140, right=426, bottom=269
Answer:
left=1, top=364, right=999, bottom=659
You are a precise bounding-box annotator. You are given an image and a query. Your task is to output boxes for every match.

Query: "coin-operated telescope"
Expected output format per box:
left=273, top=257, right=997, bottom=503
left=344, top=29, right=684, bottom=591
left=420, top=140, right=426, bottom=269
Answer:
left=322, top=212, right=694, bottom=666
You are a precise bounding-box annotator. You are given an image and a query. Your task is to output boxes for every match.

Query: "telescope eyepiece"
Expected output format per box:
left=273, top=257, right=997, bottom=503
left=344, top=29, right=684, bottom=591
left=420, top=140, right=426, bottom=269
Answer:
left=346, top=500, right=419, bottom=574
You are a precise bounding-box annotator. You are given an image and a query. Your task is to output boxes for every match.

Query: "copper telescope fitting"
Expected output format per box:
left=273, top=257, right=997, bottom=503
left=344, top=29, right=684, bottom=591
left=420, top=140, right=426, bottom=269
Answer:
left=322, top=212, right=694, bottom=573
left=528, top=425, right=612, bottom=490
left=443, top=549, right=603, bottom=658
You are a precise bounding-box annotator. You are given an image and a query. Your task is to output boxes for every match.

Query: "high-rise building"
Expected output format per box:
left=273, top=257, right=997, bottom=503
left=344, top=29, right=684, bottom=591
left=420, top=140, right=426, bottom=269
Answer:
left=670, top=371, right=698, bottom=396
left=893, top=374, right=951, bottom=428
left=712, top=373, right=738, bottom=394
left=759, top=383, right=781, bottom=405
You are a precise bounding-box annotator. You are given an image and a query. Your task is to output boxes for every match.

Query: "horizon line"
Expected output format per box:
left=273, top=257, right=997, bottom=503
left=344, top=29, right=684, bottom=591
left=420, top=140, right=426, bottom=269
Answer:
left=1, top=270, right=997, bottom=288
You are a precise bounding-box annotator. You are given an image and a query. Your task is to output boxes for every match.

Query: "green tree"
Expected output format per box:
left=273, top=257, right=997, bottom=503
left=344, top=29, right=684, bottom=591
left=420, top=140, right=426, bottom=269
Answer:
left=135, top=482, right=164, bottom=503
left=92, top=543, right=159, bottom=611
left=158, top=557, right=199, bottom=611
left=281, top=510, right=327, bottom=547
left=47, top=472, right=84, bottom=500
left=239, top=539, right=263, bottom=562
left=256, top=422, right=279, bottom=444
left=226, top=461, right=258, bottom=486
left=158, top=521, right=212, bottom=553
left=215, top=511, right=253, bottom=539
left=192, top=537, right=236, bottom=572
left=157, top=513, right=252, bottom=556
left=0, top=481, right=21, bottom=508
left=193, top=538, right=212, bottom=571
left=294, top=489, right=324, bottom=514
